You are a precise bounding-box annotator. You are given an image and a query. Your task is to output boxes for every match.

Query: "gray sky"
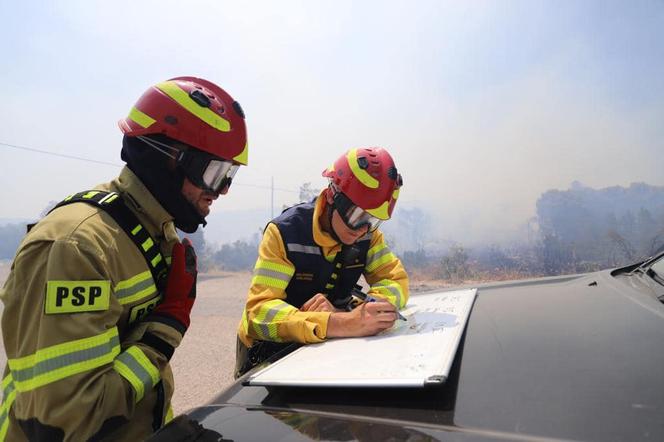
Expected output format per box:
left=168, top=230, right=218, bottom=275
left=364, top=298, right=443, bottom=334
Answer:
left=1, top=0, right=663, bottom=244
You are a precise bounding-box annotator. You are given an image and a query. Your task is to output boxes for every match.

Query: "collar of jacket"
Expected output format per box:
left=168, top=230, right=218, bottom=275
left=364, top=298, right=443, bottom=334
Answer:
left=312, top=188, right=342, bottom=253
left=106, top=166, right=180, bottom=244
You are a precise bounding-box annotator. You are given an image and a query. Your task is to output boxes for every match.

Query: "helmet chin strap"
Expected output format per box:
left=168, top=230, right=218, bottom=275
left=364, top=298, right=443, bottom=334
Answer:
left=137, top=135, right=180, bottom=160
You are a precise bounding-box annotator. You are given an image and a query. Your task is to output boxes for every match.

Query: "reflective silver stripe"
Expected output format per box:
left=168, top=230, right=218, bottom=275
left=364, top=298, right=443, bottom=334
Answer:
left=2, top=376, right=14, bottom=400
left=115, top=277, right=154, bottom=300
left=253, top=300, right=296, bottom=341
left=10, top=333, right=121, bottom=386
left=367, top=246, right=391, bottom=266
left=258, top=307, right=280, bottom=340
left=113, top=347, right=159, bottom=402
left=114, top=272, right=156, bottom=305
left=253, top=267, right=292, bottom=283
left=98, top=192, right=118, bottom=204
left=373, top=281, right=404, bottom=308
left=286, top=243, right=321, bottom=255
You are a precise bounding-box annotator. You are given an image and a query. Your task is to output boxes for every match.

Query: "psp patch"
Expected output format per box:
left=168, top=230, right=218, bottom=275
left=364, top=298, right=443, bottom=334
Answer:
left=45, top=280, right=111, bottom=314
left=128, top=295, right=161, bottom=324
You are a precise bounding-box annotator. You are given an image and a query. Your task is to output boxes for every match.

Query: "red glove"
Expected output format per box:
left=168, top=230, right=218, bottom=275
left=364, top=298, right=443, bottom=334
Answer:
left=152, top=238, right=197, bottom=331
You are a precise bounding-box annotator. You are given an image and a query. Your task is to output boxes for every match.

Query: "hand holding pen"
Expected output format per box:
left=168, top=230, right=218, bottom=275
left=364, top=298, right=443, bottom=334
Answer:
left=364, top=293, right=408, bottom=321
left=349, top=285, right=407, bottom=321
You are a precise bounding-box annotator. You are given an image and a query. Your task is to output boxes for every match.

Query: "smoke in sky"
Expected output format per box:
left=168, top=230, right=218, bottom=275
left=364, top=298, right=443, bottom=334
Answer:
left=1, top=1, right=662, bottom=247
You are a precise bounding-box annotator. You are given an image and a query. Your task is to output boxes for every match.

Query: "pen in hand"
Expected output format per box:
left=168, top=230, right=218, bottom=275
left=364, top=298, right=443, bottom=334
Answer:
left=365, top=294, right=408, bottom=321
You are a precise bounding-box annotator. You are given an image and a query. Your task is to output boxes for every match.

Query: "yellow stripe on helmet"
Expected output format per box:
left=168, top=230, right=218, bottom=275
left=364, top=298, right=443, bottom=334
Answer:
left=233, top=141, right=249, bottom=165
left=366, top=200, right=391, bottom=220
left=128, top=107, right=156, bottom=129
left=155, top=81, right=231, bottom=133
left=348, top=149, right=379, bottom=189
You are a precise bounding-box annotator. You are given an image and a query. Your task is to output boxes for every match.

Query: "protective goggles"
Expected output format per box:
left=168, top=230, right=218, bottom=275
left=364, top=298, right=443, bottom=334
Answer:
left=332, top=190, right=383, bottom=232
left=139, top=136, right=239, bottom=193
left=177, top=149, right=239, bottom=193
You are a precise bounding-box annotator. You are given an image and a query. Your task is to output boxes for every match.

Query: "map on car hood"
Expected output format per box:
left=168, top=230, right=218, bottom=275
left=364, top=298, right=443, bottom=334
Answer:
left=246, top=288, right=478, bottom=388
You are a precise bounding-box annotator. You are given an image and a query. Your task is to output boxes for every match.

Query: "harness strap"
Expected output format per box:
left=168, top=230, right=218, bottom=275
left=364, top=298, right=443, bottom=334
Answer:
left=322, top=244, right=362, bottom=309
left=50, top=190, right=169, bottom=291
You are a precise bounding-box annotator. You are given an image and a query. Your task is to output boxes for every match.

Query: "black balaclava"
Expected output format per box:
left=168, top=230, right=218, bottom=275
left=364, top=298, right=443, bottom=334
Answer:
left=121, top=135, right=205, bottom=233
left=324, top=196, right=344, bottom=244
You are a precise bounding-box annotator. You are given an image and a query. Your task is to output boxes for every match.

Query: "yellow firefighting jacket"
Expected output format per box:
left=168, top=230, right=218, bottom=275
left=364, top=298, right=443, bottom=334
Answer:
left=237, top=191, right=409, bottom=347
left=0, top=167, right=183, bottom=441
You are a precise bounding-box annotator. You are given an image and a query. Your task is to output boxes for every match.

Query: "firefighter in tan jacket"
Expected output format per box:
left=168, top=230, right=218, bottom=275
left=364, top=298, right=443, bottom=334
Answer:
left=236, top=147, right=408, bottom=377
left=0, top=77, right=248, bottom=441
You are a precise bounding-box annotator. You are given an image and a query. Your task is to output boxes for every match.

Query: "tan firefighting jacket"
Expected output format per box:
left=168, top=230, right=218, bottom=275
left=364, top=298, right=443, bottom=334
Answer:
left=237, top=191, right=409, bottom=347
left=0, top=167, right=183, bottom=441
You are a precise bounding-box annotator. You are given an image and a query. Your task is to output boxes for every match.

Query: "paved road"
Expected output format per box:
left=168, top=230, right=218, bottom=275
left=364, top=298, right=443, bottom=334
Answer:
left=170, top=272, right=252, bottom=413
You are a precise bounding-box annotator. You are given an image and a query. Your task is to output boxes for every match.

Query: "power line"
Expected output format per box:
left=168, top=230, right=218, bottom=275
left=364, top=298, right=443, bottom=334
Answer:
left=235, top=182, right=298, bottom=193
left=0, top=140, right=299, bottom=193
left=0, top=141, right=121, bottom=167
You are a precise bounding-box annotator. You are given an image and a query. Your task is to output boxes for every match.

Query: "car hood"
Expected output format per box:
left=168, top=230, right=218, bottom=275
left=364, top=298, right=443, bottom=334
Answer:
left=181, top=403, right=560, bottom=442
left=185, top=270, right=664, bottom=441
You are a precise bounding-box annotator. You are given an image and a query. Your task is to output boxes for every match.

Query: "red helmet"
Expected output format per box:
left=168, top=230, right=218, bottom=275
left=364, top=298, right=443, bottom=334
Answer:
left=118, top=76, right=248, bottom=165
left=322, top=147, right=403, bottom=220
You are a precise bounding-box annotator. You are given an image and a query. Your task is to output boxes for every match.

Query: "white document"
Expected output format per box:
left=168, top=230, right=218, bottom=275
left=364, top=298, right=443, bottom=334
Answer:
left=246, top=288, right=478, bottom=388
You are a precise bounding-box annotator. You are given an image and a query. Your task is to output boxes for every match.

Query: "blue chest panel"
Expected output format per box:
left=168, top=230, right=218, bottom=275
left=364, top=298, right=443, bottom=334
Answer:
left=273, top=202, right=370, bottom=308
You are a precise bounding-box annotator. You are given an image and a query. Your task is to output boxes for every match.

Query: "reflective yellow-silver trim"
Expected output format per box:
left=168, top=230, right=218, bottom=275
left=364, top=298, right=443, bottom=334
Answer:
left=366, top=243, right=396, bottom=273
left=113, top=346, right=160, bottom=403
left=250, top=299, right=298, bottom=341
left=114, top=270, right=157, bottom=305
left=7, top=328, right=120, bottom=393
left=251, top=259, right=295, bottom=290
left=371, top=280, right=406, bottom=309
left=0, top=374, right=16, bottom=441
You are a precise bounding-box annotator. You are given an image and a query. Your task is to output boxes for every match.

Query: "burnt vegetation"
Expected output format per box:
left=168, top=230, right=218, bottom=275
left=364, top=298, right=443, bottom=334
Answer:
left=399, top=182, right=664, bottom=283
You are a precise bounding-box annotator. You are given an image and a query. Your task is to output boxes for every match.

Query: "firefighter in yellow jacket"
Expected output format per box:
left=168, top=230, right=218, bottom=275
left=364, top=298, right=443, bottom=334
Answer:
left=236, top=147, right=408, bottom=377
left=0, top=77, right=248, bottom=441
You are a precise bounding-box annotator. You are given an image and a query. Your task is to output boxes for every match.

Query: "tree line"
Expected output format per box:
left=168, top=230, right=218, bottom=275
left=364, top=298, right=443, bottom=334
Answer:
left=2, top=182, right=663, bottom=282
left=399, top=181, right=664, bottom=281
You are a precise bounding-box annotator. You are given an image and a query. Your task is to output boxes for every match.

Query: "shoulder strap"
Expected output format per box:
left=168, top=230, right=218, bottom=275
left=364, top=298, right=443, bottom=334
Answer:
left=50, top=190, right=169, bottom=290
left=323, top=244, right=362, bottom=307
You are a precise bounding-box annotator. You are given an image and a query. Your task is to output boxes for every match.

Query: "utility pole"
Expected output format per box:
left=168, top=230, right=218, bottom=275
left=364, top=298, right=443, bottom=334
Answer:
left=271, top=176, right=274, bottom=219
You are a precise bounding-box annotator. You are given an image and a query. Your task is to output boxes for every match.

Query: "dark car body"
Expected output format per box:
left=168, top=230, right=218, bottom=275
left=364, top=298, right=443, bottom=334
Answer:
left=151, top=258, right=664, bottom=442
